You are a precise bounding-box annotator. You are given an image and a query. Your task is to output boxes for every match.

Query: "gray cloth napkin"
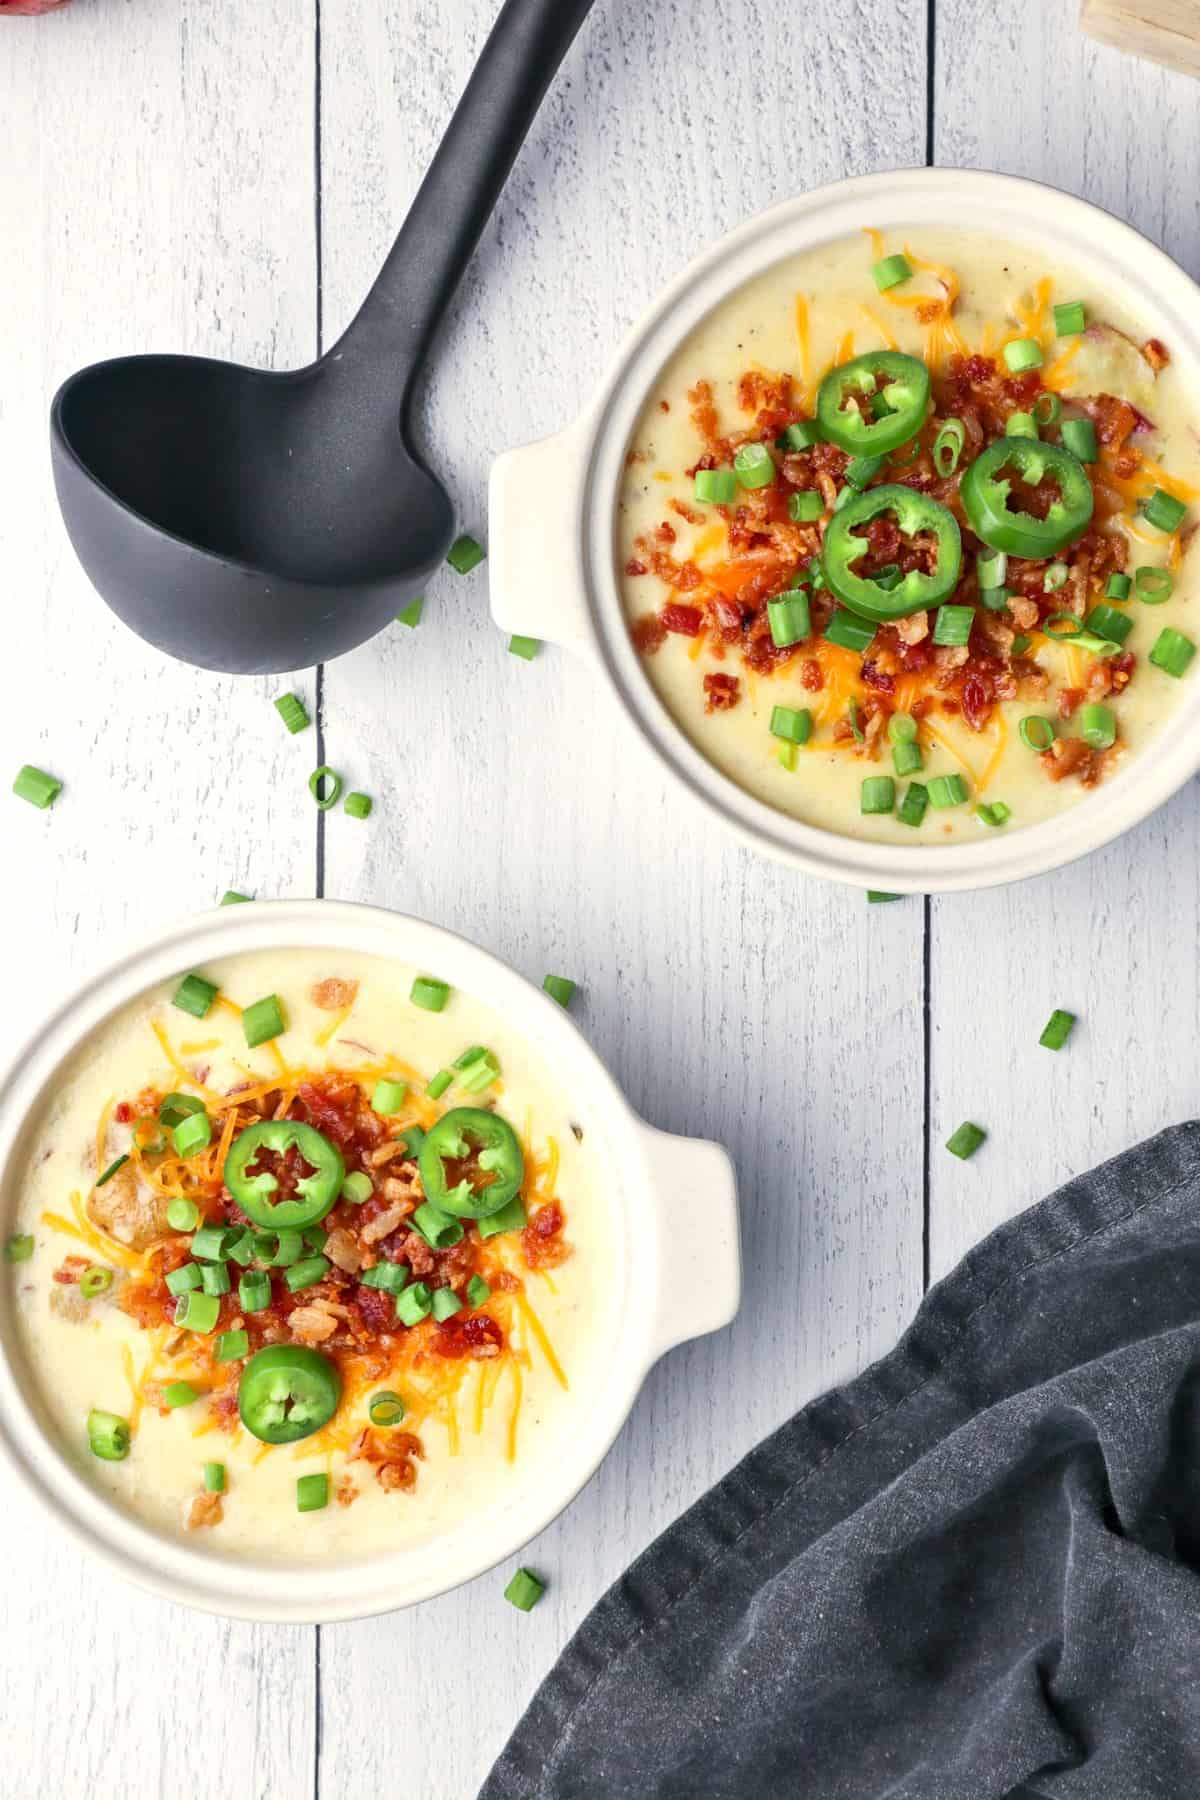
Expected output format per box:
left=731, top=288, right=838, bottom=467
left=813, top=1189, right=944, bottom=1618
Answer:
left=482, top=1122, right=1200, bottom=1799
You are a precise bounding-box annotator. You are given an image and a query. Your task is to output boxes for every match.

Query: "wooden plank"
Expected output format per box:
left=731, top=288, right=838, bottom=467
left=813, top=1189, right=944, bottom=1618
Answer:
left=1082, top=0, right=1200, bottom=80
left=929, top=0, right=1200, bottom=1280
left=316, top=1, right=929, bottom=1792
left=0, top=4, right=319, bottom=1794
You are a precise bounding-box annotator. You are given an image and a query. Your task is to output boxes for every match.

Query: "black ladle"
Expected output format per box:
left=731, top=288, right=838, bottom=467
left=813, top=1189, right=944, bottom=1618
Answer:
left=50, top=0, right=595, bottom=674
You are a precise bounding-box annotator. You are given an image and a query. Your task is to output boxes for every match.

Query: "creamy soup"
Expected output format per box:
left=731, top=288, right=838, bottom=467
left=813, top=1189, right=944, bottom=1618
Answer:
left=620, top=228, right=1200, bottom=844
left=5, top=949, right=610, bottom=1559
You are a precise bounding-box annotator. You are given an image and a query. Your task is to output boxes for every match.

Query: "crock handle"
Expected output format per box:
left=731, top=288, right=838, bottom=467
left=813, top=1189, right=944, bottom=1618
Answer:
left=639, top=1124, right=741, bottom=1362
left=488, top=422, right=597, bottom=656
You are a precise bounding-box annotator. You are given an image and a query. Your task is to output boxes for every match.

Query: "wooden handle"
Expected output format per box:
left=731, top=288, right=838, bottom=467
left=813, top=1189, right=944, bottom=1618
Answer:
left=1081, top=0, right=1200, bottom=78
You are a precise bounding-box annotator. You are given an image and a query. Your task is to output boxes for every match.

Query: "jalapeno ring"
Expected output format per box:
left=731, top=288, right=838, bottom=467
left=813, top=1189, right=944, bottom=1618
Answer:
left=821, top=484, right=963, bottom=621
left=224, top=1120, right=345, bottom=1230
left=418, top=1107, right=525, bottom=1220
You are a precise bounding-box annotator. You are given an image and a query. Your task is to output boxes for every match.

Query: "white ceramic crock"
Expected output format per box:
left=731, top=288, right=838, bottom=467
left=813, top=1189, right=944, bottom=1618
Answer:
left=0, top=901, right=740, bottom=1622
left=490, top=166, right=1200, bottom=893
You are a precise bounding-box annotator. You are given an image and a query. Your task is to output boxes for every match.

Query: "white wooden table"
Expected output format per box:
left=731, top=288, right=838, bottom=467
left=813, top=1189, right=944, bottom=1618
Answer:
left=1, top=2, right=1198, bottom=1794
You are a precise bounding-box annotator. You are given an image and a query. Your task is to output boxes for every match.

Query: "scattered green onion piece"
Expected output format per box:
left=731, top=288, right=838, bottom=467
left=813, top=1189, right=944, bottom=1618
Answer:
left=411, top=976, right=450, bottom=1013
left=777, top=743, right=798, bottom=772
left=788, top=490, right=823, bottom=523
left=215, top=1329, right=250, bottom=1363
left=932, top=419, right=966, bottom=478
left=770, top=705, right=812, bottom=746
left=860, top=776, right=895, bottom=815
left=173, top=1111, right=212, bottom=1159
left=980, top=587, right=1012, bottom=613
left=1149, top=628, right=1196, bottom=678
left=344, top=792, right=373, bottom=820
left=1019, top=715, right=1056, bottom=752
left=409, top=1204, right=463, bottom=1251
left=466, top=1276, right=492, bottom=1308
left=13, top=764, right=62, bottom=810
left=79, top=1266, right=114, bottom=1299
left=309, top=766, right=342, bottom=811
left=867, top=891, right=902, bottom=903
left=238, top=1271, right=272, bottom=1314
left=1042, top=614, right=1121, bottom=656
left=694, top=468, right=737, bottom=505
left=776, top=420, right=822, bottom=452
left=1135, top=566, right=1174, bottom=604
left=426, top=1068, right=453, bottom=1100
left=242, top=994, right=285, bottom=1048
left=200, top=1262, right=231, bottom=1297
left=872, top=253, right=913, bottom=292
left=204, top=1461, right=227, bottom=1493
left=976, top=802, right=1011, bottom=828
left=477, top=1197, right=528, bottom=1240
left=360, top=1261, right=409, bottom=1294
left=892, top=741, right=923, bottom=777
left=1061, top=417, right=1097, bottom=464
left=371, top=1079, right=407, bottom=1116
left=1042, top=562, right=1069, bottom=594
left=87, top=1409, right=130, bottom=1462
left=221, top=890, right=252, bottom=906
left=846, top=453, right=886, bottom=490
left=459, top=1053, right=501, bottom=1095
left=4, top=1233, right=34, bottom=1264
left=268, top=1230, right=302, bottom=1267
left=976, top=550, right=1007, bottom=590
left=509, top=635, right=541, bottom=661
left=1011, top=634, right=1032, bottom=657
left=897, top=783, right=929, bottom=827
left=432, top=1287, right=463, bottom=1322
left=1142, top=488, right=1187, bottom=533
left=946, top=1121, right=986, bottom=1160
left=447, top=534, right=485, bottom=575
left=888, top=713, right=918, bottom=746
left=808, top=558, right=827, bottom=591
left=174, top=1290, right=220, bottom=1334
left=226, top=1230, right=256, bottom=1267
left=285, top=1256, right=331, bottom=1294
left=823, top=611, right=875, bottom=654
left=172, top=972, right=218, bottom=1019
left=341, top=1172, right=373, bottom=1205
left=396, top=596, right=424, bottom=628
left=847, top=698, right=864, bottom=743
left=274, top=693, right=310, bottom=735
left=296, top=1473, right=329, bottom=1513
left=504, top=1568, right=546, bottom=1612
left=396, top=1282, right=434, bottom=1327
left=1053, top=300, right=1086, bottom=337
left=1006, top=411, right=1038, bottom=440
left=766, top=592, right=811, bottom=648
left=733, top=442, right=775, bottom=489
left=164, top=1381, right=198, bottom=1410
left=1032, top=392, right=1062, bottom=429
left=1105, top=573, right=1132, bottom=601
left=368, top=1391, right=407, bottom=1427
left=543, top=974, right=576, bottom=1008
left=1039, top=1009, right=1077, bottom=1051
left=1003, top=337, right=1044, bottom=373
left=927, top=773, right=968, bottom=809
left=932, top=605, right=975, bottom=648
left=159, top=1093, right=205, bottom=1129
left=95, top=1154, right=129, bottom=1189
left=1085, top=605, right=1133, bottom=646
left=166, top=1263, right=202, bottom=1297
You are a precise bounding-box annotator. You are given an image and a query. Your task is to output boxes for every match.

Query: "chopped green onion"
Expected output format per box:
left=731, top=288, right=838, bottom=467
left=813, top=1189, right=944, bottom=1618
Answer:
left=368, top=1391, right=407, bottom=1427
left=777, top=420, right=822, bottom=452
left=172, top=972, right=218, bottom=1019
left=371, top=1079, right=407, bottom=1116
left=204, top=1461, right=227, bottom=1493
left=447, top=534, right=485, bottom=575
left=847, top=698, right=864, bottom=743
left=504, top=1568, right=546, bottom=1612
left=274, top=693, right=310, bottom=734
left=788, top=490, right=823, bottom=523
left=1105, top=573, right=1132, bottom=601
left=976, top=801, right=1011, bottom=828
left=173, top=1111, right=212, bottom=1159
left=166, top=1263, right=202, bottom=1297
left=87, top=1409, right=130, bottom=1462
left=4, top=1233, right=34, bottom=1263
left=396, top=596, right=424, bottom=628
left=477, top=1197, right=528, bottom=1239
left=946, top=1121, right=986, bottom=1160
left=1142, top=488, right=1187, bottom=533
left=1042, top=613, right=1121, bottom=657
left=1006, top=411, right=1038, bottom=440
left=927, top=773, right=968, bottom=809
left=1032, top=392, right=1062, bottom=429
left=158, top=1093, right=205, bottom=1129
left=932, top=605, right=974, bottom=648
left=867, top=891, right=902, bottom=903
left=892, top=740, right=923, bottom=777
left=409, top=1204, right=463, bottom=1251
left=309, top=766, right=342, bottom=811
left=174, top=1290, right=220, bottom=1334
left=976, top=550, right=1007, bottom=590
left=1085, top=605, right=1133, bottom=645
left=225, top=1232, right=255, bottom=1266
left=1135, top=566, right=1174, bottom=604
left=1053, top=300, right=1086, bottom=337
left=360, top=1260, right=409, bottom=1294
left=270, top=1230, right=303, bottom=1266
left=766, top=591, right=811, bottom=648
left=221, top=890, right=252, bottom=906
left=191, top=1224, right=234, bottom=1261
left=214, top=1329, right=249, bottom=1363
left=242, top=994, right=285, bottom=1048
left=897, top=783, right=929, bottom=827
left=509, top=635, right=541, bottom=661
left=13, top=764, right=62, bottom=810
left=872, top=252, right=913, bottom=292
left=200, top=1262, right=231, bottom=1297
left=466, top=1276, right=491, bottom=1307
left=296, top=1473, right=329, bottom=1513
left=411, top=976, right=450, bottom=1013
left=823, top=611, right=875, bottom=654
left=932, top=419, right=966, bottom=477
left=860, top=776, right=895, bottom=815
left=95, top=1154, right=129, bottom=1188
left=341, top=1172, right=373, bottom=1204
left=344, top=792, right=373, bottom=820
left=79, top=1266, right=113, bottom=1299
left=396, top=1282, right=434, bottom=1327
left=164, top=1380, right=198, bottom=1410
left=733, top=442, right=775, bottom=489
left=432, top=1286, right=463, bottom=1321
left=1042, top=562, right=1069, bottom=594
left=1061, top=418, right=1097, bottom=463
left=238, top=1271, right=272, bottom=1314
left=1011, top=634, right=1032, bottom=657
left=458, top=1052, right=501, bottom=1094
left=777, top=742, right=798, bottom=772
left=426, top=1068, right=453, bottom=1099
left=694, top=468, right=737, bottom=504
left=770, top=705, right=812, bottom=746
left=1019, top=715, right=1056, bottom=752
left=1039, top=1008, right=1077, bottom=1051
left=1149, top=628, right=1196, bottom=678
left=1003, top=337, right=1044, bottom=373
left=846, top=453, right=886, bottom=489
left=980, top=587, right=1012, bottom=613
left=888, top=713, right=918, bottom=745
left=543, top=974, right=576, bottom=1008
left=285, top=1256, right=330, bottom=1294
left=165, top=1198, right=200, bottom=1233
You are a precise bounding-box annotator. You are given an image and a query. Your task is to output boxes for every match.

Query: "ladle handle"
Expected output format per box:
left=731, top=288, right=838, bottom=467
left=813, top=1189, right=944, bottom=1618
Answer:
left=331, top=0, right=596, bottom=398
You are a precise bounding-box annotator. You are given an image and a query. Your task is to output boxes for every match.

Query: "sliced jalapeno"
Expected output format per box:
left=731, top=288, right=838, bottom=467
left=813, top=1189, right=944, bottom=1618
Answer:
left=224, top=1120, right=345, bottom=1230
left=817, top=352, right=931, bottom=457
left=418, top=1107, right=525, bottom=1220
left=821, top=485, right=963, bottom=621
left=960, top=437, right=1094, bottom=559
left=237, top=1345, right=342, bottom=1444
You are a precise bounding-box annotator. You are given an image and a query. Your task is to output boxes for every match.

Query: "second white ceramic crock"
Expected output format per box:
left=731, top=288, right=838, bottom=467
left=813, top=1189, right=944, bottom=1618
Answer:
left=490, top=166, right=1200, bottom=893
left=0, top=900, right=739, bottom=1621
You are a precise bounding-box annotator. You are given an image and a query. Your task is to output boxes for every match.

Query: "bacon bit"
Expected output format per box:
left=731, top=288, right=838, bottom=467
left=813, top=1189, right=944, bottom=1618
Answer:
left=1041, top=737, right=1103, bottom=785
left=349, top=1426, right=424, bottom=1494
left=659, top=398, right=671, bottom=413
left=860, top=660, right=895, bottom=695
left=114, top=1102, right=133, bottom=1125
left=688, top=380, right=729, bottom=464
left=703, top=672, right=740, bottom=712
left=288, top=1304, right=340, bottom=1345
left=661, top=602, right=704, bottom=636
left=1057, top=687, right=1083, bottom=722
left=52, top=1254, right=91, bottom=1285
left=895, top=611, right=929, bottom=646
left=1085, top=393, right=1139, bottom=452
left=625, top=558, right=649, bottom=579
left=1143, top=338, right=1170, bottom=373
left=799, top=660, right=824, bottom=692
left=336, top=1476, right=359, bottom=1508
left=311, top=978, right=358, bottom=1012
left=916, top=300, right=944, bottom=325
left=656, top=520, right=677, bottom=545
left=186, top=1492, right=224, bottom=1530
left=630, top=612, right=666, bottom=653
left=430, top=1312, right=506, bottom=1359
left=669, top=498, right=704, bottom=527
left=359, top=1202, right=406, bottom=1245
left=398, top=1231, right=435, bottom=1278
left=368, top=1141, right=408, bottom=1169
